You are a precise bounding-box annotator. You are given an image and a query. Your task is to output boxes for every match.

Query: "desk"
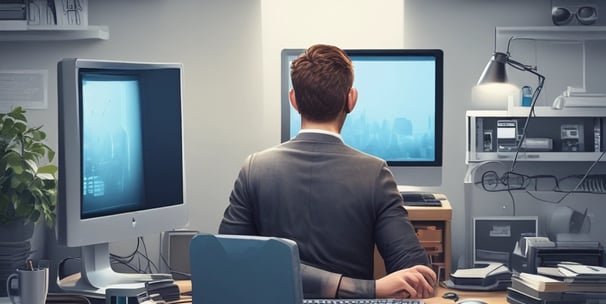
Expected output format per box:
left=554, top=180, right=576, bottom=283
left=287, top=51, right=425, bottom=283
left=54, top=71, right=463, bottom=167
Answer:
left=374, top=197, right=453, bottom=281
left=173, top=281, right=508, bottom=304
left=1, top=289, right=509, bottom=304
left=430, top=287, right=507, bottom=304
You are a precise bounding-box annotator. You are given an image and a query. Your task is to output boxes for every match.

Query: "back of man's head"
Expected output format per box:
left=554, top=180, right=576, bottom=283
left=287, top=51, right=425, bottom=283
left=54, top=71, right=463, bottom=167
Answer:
left=290, top=44, right=353, bottom=122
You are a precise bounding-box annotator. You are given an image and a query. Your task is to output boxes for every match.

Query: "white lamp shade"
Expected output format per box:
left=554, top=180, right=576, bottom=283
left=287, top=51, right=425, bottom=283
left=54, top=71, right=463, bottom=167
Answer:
left=471, top=82, right=520, bottom=110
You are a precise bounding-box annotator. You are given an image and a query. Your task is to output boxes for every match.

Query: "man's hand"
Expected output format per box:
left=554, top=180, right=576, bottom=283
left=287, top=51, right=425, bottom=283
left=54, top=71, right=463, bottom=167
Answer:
left=375, top=265, right=437, bottom=299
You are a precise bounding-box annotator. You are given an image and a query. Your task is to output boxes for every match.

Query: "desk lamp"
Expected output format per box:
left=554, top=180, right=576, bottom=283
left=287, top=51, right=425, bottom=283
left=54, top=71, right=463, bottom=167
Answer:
left=476, top=48, right=546, bottom=171
left=477, top=51, right=545, bottom=109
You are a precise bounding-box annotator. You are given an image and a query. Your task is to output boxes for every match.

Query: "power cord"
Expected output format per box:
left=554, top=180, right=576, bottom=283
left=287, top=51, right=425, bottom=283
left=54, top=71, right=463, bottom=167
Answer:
left=110, top=237, right=162, bottom=274
left=476, top=157, right=605, bottom=215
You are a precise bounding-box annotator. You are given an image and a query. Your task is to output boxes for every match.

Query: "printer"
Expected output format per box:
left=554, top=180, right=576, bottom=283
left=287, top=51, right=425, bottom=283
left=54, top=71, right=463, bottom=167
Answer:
left=510, top=235, right=604, bottom=274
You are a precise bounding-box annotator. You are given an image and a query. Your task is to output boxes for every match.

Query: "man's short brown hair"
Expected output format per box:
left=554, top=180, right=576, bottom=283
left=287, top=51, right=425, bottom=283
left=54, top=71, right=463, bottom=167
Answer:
left=290, top=44, right=354, bottom=122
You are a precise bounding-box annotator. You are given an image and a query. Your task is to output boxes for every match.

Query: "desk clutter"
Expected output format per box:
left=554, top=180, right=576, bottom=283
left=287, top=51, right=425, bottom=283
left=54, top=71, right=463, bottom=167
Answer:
left=140, top=279, right=180, bottom=303
left=444, top=232, right=606, bottom=300
left=443, top=263, right=512, bottom=291
left=507, top=263, right=606, bottom=304
left=444, top=262, right=606, bottom=303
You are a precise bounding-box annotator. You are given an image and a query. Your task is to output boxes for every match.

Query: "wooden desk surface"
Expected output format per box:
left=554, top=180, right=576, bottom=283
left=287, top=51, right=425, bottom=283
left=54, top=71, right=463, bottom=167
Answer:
left=429, top=287, right=507, bottom=304
left=174, top=281, right=508, bottom=304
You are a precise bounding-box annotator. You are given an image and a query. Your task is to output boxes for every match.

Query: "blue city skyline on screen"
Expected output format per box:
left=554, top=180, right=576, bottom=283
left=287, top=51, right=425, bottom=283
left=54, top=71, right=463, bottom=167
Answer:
left=288, top=56, right=437, bottom=162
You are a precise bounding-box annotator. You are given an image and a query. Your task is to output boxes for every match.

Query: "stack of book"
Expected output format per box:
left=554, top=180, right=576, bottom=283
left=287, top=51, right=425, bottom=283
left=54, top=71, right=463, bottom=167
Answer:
left=507, top=263, right=606, bottom=304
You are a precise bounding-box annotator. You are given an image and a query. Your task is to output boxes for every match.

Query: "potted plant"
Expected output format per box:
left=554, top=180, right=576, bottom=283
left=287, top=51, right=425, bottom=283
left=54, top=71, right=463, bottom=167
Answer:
left=0, top=106, right=57, bottom=234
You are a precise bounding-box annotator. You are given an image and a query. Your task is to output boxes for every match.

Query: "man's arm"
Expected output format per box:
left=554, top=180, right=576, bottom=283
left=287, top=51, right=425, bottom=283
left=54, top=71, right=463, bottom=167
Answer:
left=373, top=165, right=431, bottom=271
left=372, top=164, right=436, bottom=298
left=300, top=263, right=375, bottom=299
left=375, top=265, right=436, bottom=298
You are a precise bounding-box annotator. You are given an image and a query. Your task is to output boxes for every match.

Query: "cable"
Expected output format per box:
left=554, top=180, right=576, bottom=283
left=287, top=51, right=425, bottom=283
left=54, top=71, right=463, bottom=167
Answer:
left=507, top=63, right=544, bottom=173
left=109, top=237, right=161, bottom=275
left=503, top=36, right=546, bottom=173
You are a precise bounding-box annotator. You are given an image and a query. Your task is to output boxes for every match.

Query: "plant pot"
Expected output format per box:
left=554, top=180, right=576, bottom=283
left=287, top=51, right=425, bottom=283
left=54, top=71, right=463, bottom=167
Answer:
left=0, top=220, right=35, bottom=297
left=0, top=220, right=34, bottom=243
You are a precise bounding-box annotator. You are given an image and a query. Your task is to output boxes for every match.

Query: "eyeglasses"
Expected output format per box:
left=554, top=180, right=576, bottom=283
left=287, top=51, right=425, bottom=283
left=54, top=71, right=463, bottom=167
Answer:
left=552, top=5, right=598, bottom=25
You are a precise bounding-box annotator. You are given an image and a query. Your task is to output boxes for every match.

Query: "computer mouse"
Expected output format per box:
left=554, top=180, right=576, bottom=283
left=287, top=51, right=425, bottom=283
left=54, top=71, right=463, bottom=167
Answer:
left=457, top=299, right=488, bottom=304
left=442, top=292, right=459, bottom=301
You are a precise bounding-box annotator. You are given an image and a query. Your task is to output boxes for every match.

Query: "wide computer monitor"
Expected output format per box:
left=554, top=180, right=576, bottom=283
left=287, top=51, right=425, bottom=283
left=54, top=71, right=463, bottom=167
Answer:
left=56, top=58, right=188, bottom=295
left=472, top=216, right=538, bottom=266
left=281, top=49, right=444, bottom=186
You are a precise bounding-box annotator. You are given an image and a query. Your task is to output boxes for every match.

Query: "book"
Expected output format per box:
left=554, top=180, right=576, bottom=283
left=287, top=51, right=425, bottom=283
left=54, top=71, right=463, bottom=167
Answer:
left=507, top=287, right=606, bottom=304
left=451, top=263, right=510, bottom=279
left=512, top=273, right=606, bottom=295
left=538, top=263, right=606, bottom=284
left=448, top=263, right=511, bottom=289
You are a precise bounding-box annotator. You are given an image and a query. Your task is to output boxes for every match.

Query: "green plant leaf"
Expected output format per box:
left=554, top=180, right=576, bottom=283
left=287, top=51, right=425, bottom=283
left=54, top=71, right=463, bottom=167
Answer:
left=4, top=151, right=23, bottom=173
left=7, top=107, right=27, bottom=121
left=1, top=107, right=56, bottom=227
left=14, top=121, right=27, bottom=134
left=25, top=158, right=37, bottom=172
left=47, top=149, right=55, bottom=162
left=36, top=173, right=54, bottom=180
left=38, top=164, right=57, bottom=175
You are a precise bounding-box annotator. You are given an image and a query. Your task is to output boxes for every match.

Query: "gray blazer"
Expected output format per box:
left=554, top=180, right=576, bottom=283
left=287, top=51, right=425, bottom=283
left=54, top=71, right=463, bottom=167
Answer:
left=219, top=132, right=429, bottom=295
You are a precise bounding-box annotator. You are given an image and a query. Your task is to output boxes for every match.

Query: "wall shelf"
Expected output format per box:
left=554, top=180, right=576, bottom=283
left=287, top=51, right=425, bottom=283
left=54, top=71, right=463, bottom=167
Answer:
left=0, top=25, right=109, bottom=41
left=466, top=108, right=606, bottom=163
left=495, top=26, right=606, bottom=52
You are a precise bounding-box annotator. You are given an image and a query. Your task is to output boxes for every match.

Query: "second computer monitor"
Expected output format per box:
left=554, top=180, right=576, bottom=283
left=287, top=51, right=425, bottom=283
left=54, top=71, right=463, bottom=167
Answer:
left=473, top=216, right=538, bottom=266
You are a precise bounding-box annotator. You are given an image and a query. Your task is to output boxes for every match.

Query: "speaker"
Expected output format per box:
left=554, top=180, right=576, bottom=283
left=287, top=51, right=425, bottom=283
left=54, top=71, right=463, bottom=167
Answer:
left=161, top=230, right=198, bottom=279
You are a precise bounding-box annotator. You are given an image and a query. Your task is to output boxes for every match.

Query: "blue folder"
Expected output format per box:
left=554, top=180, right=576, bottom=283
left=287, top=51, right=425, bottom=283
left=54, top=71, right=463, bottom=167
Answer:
left=189, top=233, right=303, bottom=304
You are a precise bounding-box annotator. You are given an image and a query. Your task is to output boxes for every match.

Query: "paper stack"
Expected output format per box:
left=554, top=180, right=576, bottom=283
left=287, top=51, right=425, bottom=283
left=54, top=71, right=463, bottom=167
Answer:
left=443, top=263, right=512, bottom=291
left=507, top=263, right=606, bottom=304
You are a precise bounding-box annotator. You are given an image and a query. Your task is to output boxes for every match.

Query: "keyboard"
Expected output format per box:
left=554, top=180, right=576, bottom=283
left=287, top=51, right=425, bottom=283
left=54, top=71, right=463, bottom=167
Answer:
left=400, top=192, right=442, bottom=207
left=304, top=299, right=423, bottom=304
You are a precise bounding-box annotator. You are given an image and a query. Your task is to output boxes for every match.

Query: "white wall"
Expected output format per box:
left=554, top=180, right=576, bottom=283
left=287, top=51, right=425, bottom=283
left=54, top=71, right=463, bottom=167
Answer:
left=259, top=0, right=405, bottom=147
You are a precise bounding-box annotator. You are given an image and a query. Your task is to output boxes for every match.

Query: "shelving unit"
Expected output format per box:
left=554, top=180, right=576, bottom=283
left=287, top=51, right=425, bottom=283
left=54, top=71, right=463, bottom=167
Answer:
left=461, top=26, right=606, bottom=271
left=0, top=25, right=109, bottom=41
left=466, top=107, right=606, bottom=164
left=495, top=26, right=606, bottom=52
left=474, top=26, right=606, bottom=165
left=374, top=198, right=452, bottom=281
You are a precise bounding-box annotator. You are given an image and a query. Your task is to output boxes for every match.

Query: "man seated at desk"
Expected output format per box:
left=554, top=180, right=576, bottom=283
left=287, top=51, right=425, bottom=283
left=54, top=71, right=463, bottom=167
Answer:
left=218, top=44, right=436, bottom=299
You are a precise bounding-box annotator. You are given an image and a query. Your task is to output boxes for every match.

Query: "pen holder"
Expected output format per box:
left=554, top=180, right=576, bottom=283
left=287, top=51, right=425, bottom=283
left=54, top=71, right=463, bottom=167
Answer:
left=6, top=267, right=49, bottom=304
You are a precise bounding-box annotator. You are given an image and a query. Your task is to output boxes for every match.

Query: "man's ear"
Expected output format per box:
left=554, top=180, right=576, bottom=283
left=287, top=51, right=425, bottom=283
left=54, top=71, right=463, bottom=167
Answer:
left=345, top=87, right=358, bottom=113
left=289, top=89, right=299, bottom=112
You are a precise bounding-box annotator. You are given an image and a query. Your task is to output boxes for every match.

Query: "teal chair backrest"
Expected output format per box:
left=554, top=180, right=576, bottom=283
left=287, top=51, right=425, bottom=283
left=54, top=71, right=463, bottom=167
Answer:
left=189, top=233, right=303, bottom=304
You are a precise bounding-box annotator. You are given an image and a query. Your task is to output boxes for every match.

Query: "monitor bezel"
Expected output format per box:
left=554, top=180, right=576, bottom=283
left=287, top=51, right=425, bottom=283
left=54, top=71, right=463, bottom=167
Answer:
left=57, top=58, right=189, bottom=248
left=280, top=48, right=444, bottom=167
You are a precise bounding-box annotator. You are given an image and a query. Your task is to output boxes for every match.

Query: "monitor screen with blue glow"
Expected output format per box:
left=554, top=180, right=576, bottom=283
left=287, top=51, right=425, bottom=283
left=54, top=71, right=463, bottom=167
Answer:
left=57, top=58, right=188, bottom=296
left=281, top=49, right=444, bottom=186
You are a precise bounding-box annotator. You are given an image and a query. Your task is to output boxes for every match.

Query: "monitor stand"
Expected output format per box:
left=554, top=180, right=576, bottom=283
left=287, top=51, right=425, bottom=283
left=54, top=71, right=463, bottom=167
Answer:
left=58, top=243, right=172, bottom=298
